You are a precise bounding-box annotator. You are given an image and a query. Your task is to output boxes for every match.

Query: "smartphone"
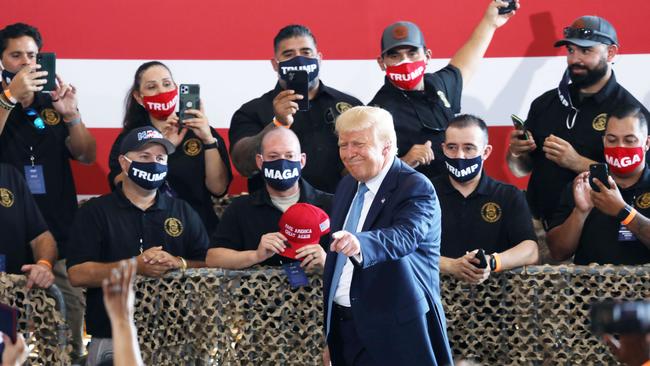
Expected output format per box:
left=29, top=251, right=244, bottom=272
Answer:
left=511, top=114, right=528, bottom=140
left=589, top=163, right=610, bottom=192
left=473, top=248, right=488, bottom=269
left=36, top=52, right=56, bottom=92
left=498, top=0, right=517, bottom=15
left=0, top=303, right=18, bottom=355
left=285, top=70, right=309, bottom=111
left=179, top=84, right=200, bottom=129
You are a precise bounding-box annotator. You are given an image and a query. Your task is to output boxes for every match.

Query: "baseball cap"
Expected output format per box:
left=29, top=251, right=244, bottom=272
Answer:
left=119, top=126, right=176, bottom=155
left=554, top=16, right=618, bottom=48
left=380, top=21, right=426, bottom=55
left=278, top=203, right=330, bottom=260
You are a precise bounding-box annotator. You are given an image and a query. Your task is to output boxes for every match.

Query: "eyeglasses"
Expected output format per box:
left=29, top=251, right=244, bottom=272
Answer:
left=24, top=108, right=45, bottom=130
left=563, top=27, right=616, bottom=45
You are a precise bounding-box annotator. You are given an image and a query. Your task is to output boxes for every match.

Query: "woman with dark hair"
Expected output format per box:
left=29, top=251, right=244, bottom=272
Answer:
left=108, top=61, right=231, bottom=234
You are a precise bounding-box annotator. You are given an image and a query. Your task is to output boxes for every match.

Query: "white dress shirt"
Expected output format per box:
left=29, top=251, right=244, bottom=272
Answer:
left=334, top=156, right=394, bottom=307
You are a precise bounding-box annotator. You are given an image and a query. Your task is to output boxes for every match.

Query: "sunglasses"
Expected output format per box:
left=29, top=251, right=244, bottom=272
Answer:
left=24, top=108, right=45, bottom=130
left=563, top=27, right=616, bottom=45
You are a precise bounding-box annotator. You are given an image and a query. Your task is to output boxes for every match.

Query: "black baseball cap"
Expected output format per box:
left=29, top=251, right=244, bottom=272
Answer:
left=380, top=21, right=426, bottom=55
left=119, top=126, right=175, bottom=155
left=554, top=16, right=619, bottom=48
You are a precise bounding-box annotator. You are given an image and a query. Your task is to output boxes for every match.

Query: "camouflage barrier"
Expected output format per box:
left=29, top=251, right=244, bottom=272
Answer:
left=0, top=275, right=70, bottom=365
left=132, top=265, right=649, bottom=365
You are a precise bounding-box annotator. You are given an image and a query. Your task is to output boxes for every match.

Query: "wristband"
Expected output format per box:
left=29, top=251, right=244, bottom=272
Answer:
left=621, top=207, right=638, bottom=226
left=3, top=89, right=16, bottom=105
left=203, top=140, right=218, bottom=150
left=64, top=116, right=82, bottom=127
left=0, top=93, right=15, bottom=110
left=37, top=259, right=53, bottom=270
left=272, top=117, right=289, bottom=128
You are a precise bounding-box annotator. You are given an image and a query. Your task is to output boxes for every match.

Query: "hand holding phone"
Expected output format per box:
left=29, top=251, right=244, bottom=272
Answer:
left=589, top=163, right=611, bottom=192
left=178, top=84, right=200, bottom=129
left=498, top=0, right=517, bottom=15
left=473, top=249, right=488, bottom=269
left=36, top=53, right=56, bottom=92
left=0, top=303, right=18, bottom=355
left=511, top=114, right=528, bottom=140
left=285, top=70, right=309, bottom=111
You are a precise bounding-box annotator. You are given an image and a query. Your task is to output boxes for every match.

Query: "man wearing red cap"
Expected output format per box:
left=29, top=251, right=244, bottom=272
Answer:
left=207, top=127, right=332, bottom=270
left=507, top=15, right=650, bottom=254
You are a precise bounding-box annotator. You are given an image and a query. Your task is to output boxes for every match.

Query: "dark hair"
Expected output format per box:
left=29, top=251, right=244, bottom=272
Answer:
left=123, top=61, right=174, bottom=131
left=446, top=114, right=489, bottom=144
left=273, top=25, right=317, bottom=53
left=606, top=104, right=648, bottom=134
left=0, top=23, right=43, bottom=56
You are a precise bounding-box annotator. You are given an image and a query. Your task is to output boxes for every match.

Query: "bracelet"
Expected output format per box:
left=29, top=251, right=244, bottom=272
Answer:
left=492, top=253, right=502, bottom=272
left=0, top=93, right=15, bottom=111
left=272, top=117, right=289, bottom=128
left=2, top=89, right=16, bottom=105
left=37, top=259, right=53, bottom=270
left=64, top=116, right=82, bottom=127
left=622, top=207, right=638, bottom=226
left=177, top=256, right=188, bottom=272
left=203, top=140, right=218, bottom=150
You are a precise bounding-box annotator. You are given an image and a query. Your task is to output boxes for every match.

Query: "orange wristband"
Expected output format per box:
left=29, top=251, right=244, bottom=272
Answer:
left=3, top=89, right=16, bottom=104
left=272, top=117, right=289, bottom=128
left=37, top=259, right=53, bottom=270
left=622, top=208, right=638, bottom=226
left=493, top=253, right=502, bottom=272
left=641, top=360, right=650, bottom=366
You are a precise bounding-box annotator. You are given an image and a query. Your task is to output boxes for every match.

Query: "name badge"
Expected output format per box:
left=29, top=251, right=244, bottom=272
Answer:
left=24, top=165, right=46, bottom=194
left=282, top=262, right=309, bottom=289
left=618, top=224, right=637, bottom=242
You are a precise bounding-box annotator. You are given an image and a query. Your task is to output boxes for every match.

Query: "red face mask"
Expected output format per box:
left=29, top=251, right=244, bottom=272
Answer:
left=385, top=60, right=426, bottom=90
left=141, top=89, right=178, bottom=120
left=604, top=146, right=644, bottom=175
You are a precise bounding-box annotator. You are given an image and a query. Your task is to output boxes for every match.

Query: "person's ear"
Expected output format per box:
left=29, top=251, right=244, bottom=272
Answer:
left=482, top=144, right=493, bottom=161
left=132, top=90, right=144, bottom=107
left=606, top=44, right=618, bottom=62
left=256, top=154, right=264, bottom=171
left=376, top=56, right=386, bottom=71
left=300, top=153, right=307, bottom=169
left=271, top=58, right=279, bottom=73
left=118, top=155, right=130, bottom=174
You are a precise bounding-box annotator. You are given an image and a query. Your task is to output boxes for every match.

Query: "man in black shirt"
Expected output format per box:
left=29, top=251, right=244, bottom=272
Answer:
left=433, top=115, right=538, bottom=284
left=370, top=0, right=519, bottom=181
left=547, top=105, right=650, bottom=265
left=507, top=16, right=650, bottom=230
left=229, top=24, right=362, bottom=193
left=0, top=22, right=96, bottom=359
left=208, top=127, right=331, bottom=270
left=0, top=163, right=56, bottom=288
left=67, top=126, right=209, bottom=365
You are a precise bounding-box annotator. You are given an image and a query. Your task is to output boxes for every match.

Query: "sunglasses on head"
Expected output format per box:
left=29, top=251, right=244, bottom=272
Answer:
left=563, top=27, right=616, bottom=45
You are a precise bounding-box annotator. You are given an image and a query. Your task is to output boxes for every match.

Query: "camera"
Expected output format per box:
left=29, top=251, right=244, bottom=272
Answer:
left=591, top=300, right=650, bottom=334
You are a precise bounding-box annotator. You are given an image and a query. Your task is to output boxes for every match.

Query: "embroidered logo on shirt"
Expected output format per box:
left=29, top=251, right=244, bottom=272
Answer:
left=437, top=90, right=451, bottom=108
left=0, top=188, right=14, bottom=208
left=183, top=138, right=202, bottom=157
left=636, top=192, right=650, bottom=209
left=481, top=202, right=501, bottom=223
left=592, top=113, right=607, bottom=132
left=40, top=108, right=61, bottom=126
left=164, top=217, right=184, bottom=237
left=336, top=102, right=352, bottom=114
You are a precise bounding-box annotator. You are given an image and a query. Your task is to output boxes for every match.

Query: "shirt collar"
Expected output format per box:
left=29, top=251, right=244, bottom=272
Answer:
left=362, top=155, right=395, bottom=196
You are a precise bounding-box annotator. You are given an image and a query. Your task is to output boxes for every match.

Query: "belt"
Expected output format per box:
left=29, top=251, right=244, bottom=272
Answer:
left=333, top=304, right=353, bottom=321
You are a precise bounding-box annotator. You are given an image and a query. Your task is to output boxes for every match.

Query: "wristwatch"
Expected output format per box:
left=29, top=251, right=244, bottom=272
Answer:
left=203, top=140, right=218, bottom=150
left=489, top=255, right=496, bottom=271
left=616, top=204, right=633, bottom=223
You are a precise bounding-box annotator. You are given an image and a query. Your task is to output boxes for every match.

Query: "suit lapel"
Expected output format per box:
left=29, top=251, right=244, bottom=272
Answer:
left=361, top=158, right=401, bottom=232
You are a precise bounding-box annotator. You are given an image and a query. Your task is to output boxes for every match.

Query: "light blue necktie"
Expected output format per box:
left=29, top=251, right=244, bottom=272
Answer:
left=326, top=183, right=368, bottom=335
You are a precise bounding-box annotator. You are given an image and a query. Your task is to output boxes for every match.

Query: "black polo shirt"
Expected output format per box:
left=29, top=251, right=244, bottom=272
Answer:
left=432, top=173, right=537, bottom=259
left=0, top=163, right=48, bottom=273
left=108, top=124, right=232, bottom=235
left=525, top=72, right=650, bottom=225
left=0, top=93, right=77, bottom=257
left=548, top=166, right=650, bottom=265
left=369, top=65, right=463, bottom=181
left=229, top=81, right=362, bottom=193
left=66, top=185, right=209, bottom=338
left=210, top=179, right=332, bottom=266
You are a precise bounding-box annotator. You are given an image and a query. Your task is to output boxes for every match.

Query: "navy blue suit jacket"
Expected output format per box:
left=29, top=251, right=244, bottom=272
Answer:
left=323, top=158, right=453, bottom=366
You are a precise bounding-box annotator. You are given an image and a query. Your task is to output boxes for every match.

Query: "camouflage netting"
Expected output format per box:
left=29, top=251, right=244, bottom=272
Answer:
left=0, top=274, right=70, bottom=365
left=133, top=265, right=649, bottom=365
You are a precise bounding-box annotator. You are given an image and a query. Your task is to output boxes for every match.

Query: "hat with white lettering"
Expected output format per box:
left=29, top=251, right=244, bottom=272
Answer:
left=278, top=203, right=330, bottom=260
left=381, top=21, right=426, bottom=55
left=554, top=16, right=618, bottom=48
left=119, top=126, right=176, bottom=155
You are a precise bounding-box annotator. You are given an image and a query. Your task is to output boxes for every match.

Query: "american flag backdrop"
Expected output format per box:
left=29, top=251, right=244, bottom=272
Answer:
left=3, top=0, right=650, bottom=195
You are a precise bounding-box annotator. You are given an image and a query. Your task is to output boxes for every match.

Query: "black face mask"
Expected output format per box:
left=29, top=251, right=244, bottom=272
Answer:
left=125, top=157, right=168, bottom=190
left=261, top=159, right=301, bottom=191
left=444, top=155, right=482, bottom=183
left=277, top=56, right=319, bottom=83
left=2, top=69, right=16, bottom=85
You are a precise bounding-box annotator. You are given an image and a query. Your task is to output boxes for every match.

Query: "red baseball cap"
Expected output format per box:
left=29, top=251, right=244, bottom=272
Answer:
left=278, top=203, right=330, bottom=260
